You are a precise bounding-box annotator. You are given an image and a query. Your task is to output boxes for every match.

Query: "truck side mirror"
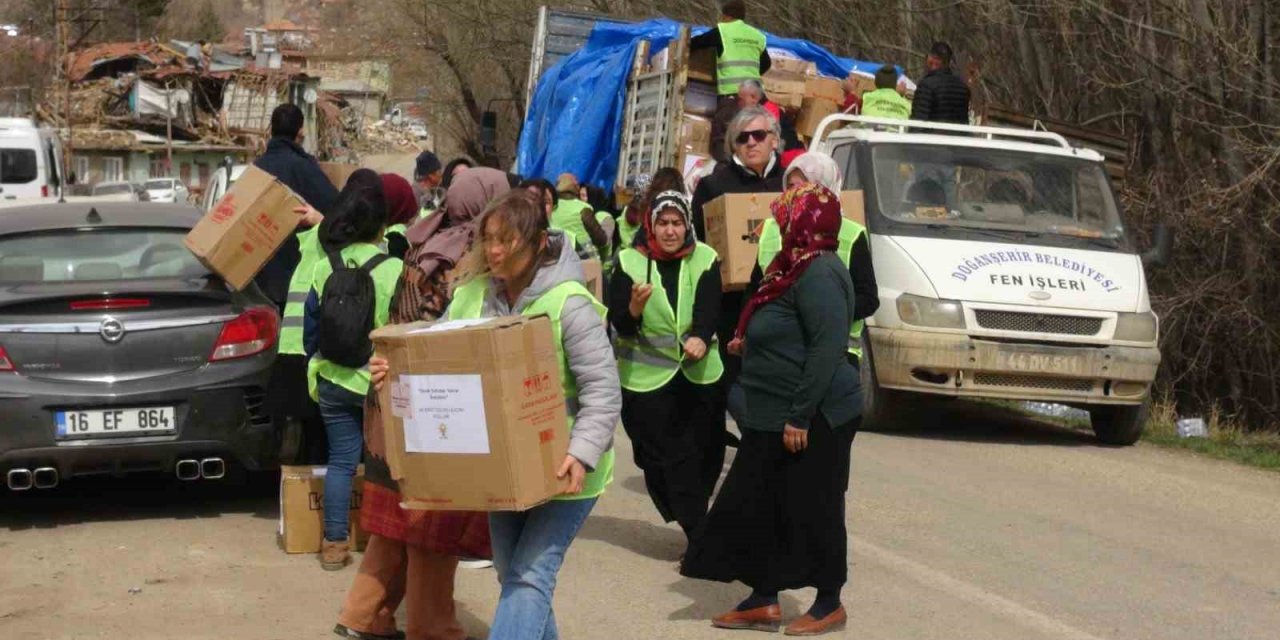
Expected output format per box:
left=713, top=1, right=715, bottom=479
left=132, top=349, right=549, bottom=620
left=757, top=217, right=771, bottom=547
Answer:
left=1141, top=223, right=1173, bottom=269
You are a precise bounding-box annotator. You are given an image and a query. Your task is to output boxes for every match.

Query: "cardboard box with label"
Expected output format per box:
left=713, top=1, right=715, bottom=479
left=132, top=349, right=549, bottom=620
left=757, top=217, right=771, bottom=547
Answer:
left=762, top=72, right=806, bottom=110
left=796, top=97, right=840, bottom=139
left=581, top=258, right=604, bottom=301
left=183, top=165, right=304, bottom=290
left=805, top=76, right=845, bottom=105
left=680, top=115, right=712, bottom=156
left=318, top=162, right=359, bottom=190
left=702, top=192, right=780, bottom=290
left=278, top=465, right=369, bottom=553
left=372, top=317, right=570, bottom=512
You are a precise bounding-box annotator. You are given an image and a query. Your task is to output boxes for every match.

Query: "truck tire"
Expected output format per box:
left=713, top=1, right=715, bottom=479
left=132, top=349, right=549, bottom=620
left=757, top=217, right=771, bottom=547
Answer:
left=277, top=417, right=305, bottom=465
left=1088, top=399, right=1149, bottom=446
left=860, top=344, right=903, bottom=430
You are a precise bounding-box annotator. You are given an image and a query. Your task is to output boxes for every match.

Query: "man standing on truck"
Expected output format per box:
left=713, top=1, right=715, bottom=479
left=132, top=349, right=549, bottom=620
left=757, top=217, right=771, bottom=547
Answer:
left=862, top=65, right=912, bottom=120
left=692, top=0, right=771, bottom=164
left=910, top=42, right=971, bottom=124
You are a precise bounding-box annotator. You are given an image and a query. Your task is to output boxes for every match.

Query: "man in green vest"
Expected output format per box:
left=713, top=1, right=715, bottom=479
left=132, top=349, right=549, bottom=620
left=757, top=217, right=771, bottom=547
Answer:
left=861, top=65, right=912, bottom=120
left=692, top=0, right=771, bottom=163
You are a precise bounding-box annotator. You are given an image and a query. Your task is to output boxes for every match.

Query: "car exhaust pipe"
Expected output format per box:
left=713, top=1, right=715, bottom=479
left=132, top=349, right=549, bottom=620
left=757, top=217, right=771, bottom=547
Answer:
left=175, top=459, right=200, bottom=481
left=7, top=469, right=33, bottom=491
left=32, top=467, right=58, bottom=489
left=200, top=458, right=225, bottom=480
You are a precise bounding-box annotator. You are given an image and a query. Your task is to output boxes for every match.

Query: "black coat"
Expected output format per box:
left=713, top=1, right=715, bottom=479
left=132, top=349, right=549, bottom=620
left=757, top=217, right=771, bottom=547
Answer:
left=690, top=156, right=785, bottom=383
left=909, top=67, right=971, bottom=125
left=252, top=137, right=340, bottom=306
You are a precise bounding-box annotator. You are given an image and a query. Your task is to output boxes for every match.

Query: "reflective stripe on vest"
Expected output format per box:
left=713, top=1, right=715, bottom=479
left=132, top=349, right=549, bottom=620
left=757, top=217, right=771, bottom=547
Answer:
left=615, top=244, right=724, bottom=392
left=716, top=20, right=767, bottom=96
left=308, top=243, right=403, bottom=399
left=861, top=88, right=911, bottom=120
left=450, top=277, right=615, bottom=501
left=279, top=227, right=322, bottom=356
left=756, top=217, right=868, bottom=358
left=550, top=200, right=594, bottom=252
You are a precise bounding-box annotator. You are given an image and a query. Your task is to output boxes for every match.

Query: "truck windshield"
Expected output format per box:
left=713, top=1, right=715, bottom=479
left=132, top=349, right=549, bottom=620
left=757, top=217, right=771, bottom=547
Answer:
left=870, top=144, right=1127, bottom=247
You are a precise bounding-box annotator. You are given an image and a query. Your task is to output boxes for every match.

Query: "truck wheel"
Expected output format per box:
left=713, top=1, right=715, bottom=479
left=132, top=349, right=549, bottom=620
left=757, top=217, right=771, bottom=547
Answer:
left=1088, top=400, right=1149, bottom=446
left=278, top=417, right=305, bottom=465
left=860, top=349, right=902, bottom=430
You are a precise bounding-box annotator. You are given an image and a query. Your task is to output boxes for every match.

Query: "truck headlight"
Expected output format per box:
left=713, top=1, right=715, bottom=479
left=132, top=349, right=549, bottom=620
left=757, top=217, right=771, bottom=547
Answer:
left=897, top=294, right=966, bottom=329
left=1114, top=312, right=1158, bottom=342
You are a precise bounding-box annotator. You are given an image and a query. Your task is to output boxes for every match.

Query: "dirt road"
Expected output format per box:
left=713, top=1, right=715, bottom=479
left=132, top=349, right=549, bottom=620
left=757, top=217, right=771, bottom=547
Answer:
left=2, top=402, right=1278, bottom=639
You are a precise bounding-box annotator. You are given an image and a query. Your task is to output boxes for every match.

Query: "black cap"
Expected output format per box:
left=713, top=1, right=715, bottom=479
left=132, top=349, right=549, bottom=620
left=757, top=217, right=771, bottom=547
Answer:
left=414, top=152, right=442, bottom=180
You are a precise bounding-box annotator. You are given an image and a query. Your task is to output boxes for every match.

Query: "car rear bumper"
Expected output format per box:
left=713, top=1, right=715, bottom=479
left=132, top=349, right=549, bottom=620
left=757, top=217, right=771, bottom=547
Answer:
left=869, top=327, right=1161, bottom=405
left=0, top=359, right=279, bottom=480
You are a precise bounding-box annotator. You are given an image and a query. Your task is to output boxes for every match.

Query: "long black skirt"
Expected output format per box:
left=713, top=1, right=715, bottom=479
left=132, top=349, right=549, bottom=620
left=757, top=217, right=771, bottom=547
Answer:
left=621, top=372, right=726, bottom=536
left=681, top=414, right=856, bottom=592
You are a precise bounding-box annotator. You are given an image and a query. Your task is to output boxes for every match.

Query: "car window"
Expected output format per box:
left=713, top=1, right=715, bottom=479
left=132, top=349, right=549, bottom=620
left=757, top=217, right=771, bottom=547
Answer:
left=1, top=149, right=38, bottom=184
left=0, top=229, right=208, bottom=282
left=145, top=179, right=173, bottom=190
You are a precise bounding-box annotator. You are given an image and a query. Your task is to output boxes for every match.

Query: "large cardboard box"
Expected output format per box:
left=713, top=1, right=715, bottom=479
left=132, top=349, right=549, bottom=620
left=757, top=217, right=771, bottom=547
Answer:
left=840, top=190, right=866, bottom=226
left=702, top=192, right=780, bottom=290
left=581, top=258, right=604, bottom=301
left=372, top=317, right=570, bottom=512
left=796, top=97, right=840, bottom=139
left=318, top=162, right=359, bottom=190
left=770, top=56, right=816, bottom=77
left=762, top=72, right=806, bottom=110
left=805, top=77, right=845, bottom=104
left=688, top=47, right=716, bottom=83
left=278, top=465, right=369, bottom=553
left=679, top=115, right=712, bottom=156
left=183, top=165, right=304, bottom=290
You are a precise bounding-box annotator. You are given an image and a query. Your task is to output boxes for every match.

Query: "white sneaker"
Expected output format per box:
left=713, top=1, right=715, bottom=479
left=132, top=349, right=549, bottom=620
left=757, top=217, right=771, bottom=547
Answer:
left=458, top=557, right=493, bottom=569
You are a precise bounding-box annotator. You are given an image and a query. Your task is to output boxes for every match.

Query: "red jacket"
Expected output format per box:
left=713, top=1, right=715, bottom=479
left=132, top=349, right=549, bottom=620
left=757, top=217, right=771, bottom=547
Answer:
left=762, top=99, right=782, bottom=122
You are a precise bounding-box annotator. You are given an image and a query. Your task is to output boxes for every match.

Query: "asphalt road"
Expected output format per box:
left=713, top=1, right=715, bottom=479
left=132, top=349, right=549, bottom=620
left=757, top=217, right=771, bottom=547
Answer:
left=2, top=401, right=1278, bottom=639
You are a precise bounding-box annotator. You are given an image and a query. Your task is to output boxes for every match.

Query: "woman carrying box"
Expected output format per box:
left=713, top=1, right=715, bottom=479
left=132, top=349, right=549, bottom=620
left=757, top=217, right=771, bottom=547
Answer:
left=607, top=191, right=725, bottom=545
left=334, top=167, right=510, bottom=640
left=371, top=189, right=621, bottom=640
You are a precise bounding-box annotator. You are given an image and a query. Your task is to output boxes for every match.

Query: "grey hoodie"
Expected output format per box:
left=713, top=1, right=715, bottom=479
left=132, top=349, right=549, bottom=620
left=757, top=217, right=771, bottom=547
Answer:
left=445, top=231, right=620, bottom=469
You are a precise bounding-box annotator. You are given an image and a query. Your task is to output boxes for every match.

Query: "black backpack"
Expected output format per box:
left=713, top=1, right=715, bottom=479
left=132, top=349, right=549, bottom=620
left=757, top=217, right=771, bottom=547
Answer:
left=318, top=251, right=390, bottom=368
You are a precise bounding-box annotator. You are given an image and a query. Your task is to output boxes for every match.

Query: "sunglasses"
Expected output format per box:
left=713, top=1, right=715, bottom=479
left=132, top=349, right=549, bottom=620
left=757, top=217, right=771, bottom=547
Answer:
left=734, top=129, right=771, bottom=145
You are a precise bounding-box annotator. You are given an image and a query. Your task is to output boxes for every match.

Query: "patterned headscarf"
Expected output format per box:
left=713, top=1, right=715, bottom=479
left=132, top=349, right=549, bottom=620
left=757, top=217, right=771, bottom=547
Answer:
left=735, top=183, right=844, bottom=340
left=633, top=190, right=696, bottom=261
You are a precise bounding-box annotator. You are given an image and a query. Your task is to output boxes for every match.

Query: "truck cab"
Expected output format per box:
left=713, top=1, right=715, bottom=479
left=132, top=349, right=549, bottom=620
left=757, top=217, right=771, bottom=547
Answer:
left=813, top=115, right=1164, bottom=444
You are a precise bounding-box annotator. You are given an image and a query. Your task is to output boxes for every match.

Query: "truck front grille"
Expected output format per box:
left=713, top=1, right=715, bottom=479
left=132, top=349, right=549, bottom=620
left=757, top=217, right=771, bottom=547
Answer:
left=973, top=372, right=1096, bottom=393
left=974, top=310, right=1103, bottom=336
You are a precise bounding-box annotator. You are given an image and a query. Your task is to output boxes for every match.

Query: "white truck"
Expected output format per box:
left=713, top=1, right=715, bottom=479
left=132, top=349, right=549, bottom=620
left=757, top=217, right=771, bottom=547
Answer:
left=0, top=118, right=64, bottom=202
left=812, top=115, right=1169, bottom=444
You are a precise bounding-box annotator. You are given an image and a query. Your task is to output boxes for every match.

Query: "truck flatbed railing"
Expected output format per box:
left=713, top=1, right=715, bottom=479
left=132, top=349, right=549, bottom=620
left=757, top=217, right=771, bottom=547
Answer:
left=810, top=114, right=1074, bottom=150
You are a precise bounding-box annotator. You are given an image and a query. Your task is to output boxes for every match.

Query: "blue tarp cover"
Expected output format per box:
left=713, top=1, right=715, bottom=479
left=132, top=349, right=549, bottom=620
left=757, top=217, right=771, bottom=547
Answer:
left=516, top=18, right=893, bottom=188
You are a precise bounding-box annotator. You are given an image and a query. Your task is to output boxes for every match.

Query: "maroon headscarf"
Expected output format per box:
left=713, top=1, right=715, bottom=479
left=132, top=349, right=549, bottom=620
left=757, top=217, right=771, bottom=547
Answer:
left=381, top=173, right=418, bottom=227
left=735, top=183, right=843, bottom=340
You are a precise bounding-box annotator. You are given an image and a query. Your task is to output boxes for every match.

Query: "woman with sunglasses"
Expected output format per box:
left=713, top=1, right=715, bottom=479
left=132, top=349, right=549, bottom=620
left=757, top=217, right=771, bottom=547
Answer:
left=690, top=105, right=786, bottom=444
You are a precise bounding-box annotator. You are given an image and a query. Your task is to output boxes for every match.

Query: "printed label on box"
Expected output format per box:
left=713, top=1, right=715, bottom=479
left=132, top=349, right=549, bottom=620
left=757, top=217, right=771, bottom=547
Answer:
left=408, top=319, right=493, bottom=334
left=390, top=380, right=411, bottom=418
left=401, top=374, right=491, bottom=454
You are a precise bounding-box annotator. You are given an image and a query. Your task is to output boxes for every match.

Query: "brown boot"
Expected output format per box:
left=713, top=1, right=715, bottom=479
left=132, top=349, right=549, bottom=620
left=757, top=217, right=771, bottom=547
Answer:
left=320, top=538, right=351, bottom=571
left=712, top=604, right=782, bottom=632
left=784, top=607, right=847, bottom=636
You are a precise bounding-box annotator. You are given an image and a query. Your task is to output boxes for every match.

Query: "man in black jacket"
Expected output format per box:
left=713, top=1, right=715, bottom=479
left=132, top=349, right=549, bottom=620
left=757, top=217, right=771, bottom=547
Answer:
left=910, top=42, right=971, bottom=124
left=252, top=104, right=339, bottom=308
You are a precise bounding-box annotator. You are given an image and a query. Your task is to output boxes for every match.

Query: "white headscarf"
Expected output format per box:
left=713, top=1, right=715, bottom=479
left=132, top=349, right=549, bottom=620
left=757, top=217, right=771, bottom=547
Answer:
left=784, top=152, right=843, bottom=193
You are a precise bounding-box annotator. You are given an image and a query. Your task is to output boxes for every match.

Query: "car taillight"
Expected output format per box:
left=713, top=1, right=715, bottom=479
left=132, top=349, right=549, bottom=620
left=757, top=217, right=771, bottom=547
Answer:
left=70, top=298, right=151, bottom=311
left=210, top=307, right=278, bottom=362
left=41, top=185, right=49, bottom=198
left=0, top=344, right=13, bottom=371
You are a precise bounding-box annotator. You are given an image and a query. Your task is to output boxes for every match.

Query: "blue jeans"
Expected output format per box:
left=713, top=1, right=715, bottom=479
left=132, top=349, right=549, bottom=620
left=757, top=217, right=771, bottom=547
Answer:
left=487, top=498, right=598, bottom=640
left=317, top=379, right=365, bottom=542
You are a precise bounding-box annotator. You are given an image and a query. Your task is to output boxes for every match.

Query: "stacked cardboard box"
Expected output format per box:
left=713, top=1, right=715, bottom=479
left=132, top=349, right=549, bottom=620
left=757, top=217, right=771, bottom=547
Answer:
left=278, top=465, right=369, bottom=553
left=702, top=193, right=780, bottom=290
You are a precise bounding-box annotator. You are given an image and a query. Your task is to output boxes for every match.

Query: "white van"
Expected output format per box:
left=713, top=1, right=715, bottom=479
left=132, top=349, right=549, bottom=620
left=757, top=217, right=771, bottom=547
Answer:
left=813, top=116, right=1170, bottom=445
left=201, top=162, right=248, bottom=212
left=0, top=118, right=64, bottom=201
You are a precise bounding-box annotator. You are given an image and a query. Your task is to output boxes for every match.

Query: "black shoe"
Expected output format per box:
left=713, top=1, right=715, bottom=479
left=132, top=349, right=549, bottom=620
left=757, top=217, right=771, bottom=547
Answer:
left=333, top=624, right=405, bottom=640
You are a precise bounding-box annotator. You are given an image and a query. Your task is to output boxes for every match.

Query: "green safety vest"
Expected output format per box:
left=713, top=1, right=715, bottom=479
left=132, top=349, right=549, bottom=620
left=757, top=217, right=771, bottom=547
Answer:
left=307, top=243, right=404, bottom=399
left=616, top=214, right=641, bottom=249
left=757, top=217, right=867, bottom=358
left=861, top=88, right=911, bottom=120
left=716, top=20, right=767, bottom=96
left=615, top=244, right=724, bottom=393
left=550, top=199, right=594, bottom=254
left=450, top=277, right=615, bottom=501
left=279, top=227, right=322, bottom=356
